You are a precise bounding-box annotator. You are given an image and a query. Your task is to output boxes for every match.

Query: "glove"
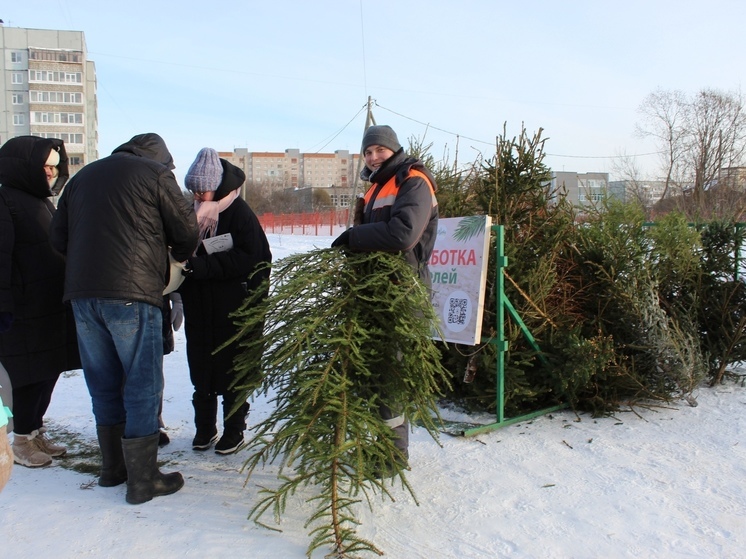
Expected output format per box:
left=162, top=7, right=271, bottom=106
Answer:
left=331, top=229, right=351, bottom=248
left=0, top=312, right=12, bottom=334
left=169, top=293, right=183, bottom=331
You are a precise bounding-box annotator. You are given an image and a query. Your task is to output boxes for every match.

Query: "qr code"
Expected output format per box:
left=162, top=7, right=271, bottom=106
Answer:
left=447, top=297, right=468, bottom=325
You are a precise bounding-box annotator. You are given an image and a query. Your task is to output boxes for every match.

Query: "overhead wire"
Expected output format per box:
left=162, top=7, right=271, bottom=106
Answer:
left=374, top=101, right=663, bottom=160
left=306, top=103, right=368, bottom=153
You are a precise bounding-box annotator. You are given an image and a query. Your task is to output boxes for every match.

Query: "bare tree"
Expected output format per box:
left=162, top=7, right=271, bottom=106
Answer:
left=687, top=89, right=746, bottom=201
left=638, top=88, right=746, bottom=198
left=611, top=151, right=649, bottom=209
left=636, top=89, right=689, bottom=200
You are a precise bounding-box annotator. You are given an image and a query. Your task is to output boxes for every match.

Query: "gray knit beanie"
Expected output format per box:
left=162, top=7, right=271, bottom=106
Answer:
left=361, top=125, right=402, bottom=153
left=185, top=147, right=223, bottom=192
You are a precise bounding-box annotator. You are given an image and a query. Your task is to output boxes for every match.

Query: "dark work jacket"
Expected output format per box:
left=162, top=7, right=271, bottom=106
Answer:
left=0, top=136, right=81, bottom=387
left=49, top=133, right=199, bottom=308
left=349, top=149, right=439, bottom=287
left=179, top=159, right=272, bottom=395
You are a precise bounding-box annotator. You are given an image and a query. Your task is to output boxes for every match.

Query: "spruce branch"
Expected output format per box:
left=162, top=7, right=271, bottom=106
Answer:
left=226, top=248, right=451, bottom=558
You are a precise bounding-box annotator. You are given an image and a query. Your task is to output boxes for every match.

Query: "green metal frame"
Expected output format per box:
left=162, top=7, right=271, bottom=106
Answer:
left=463, top=225, right=564, bottom=437
left=458, top=220, right=746, bottom=437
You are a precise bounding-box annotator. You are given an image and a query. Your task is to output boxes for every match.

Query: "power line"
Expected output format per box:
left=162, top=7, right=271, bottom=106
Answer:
left=375, top=102, right=493, bottom=146
left=546, top=151, right=664, bottom=159
left=375, top=101, right=664, bottom=160
left=306, top=104, right=368, bottom=153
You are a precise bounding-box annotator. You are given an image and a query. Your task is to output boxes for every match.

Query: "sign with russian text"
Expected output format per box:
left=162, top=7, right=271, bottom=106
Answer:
left=430, top=215, right=492, bottom=345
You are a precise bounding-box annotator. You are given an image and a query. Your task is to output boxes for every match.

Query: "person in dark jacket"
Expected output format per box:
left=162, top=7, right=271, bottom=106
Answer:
left=331, top=125, right=438, bottom=473
left=0, top=136, right=81, bottom=468
left=179, top=148, right=271, bottom=455
left=49, top=133, right=199, bottom=504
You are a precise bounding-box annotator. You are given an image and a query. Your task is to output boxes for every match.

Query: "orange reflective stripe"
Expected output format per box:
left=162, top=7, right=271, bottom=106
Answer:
left=363, top=169, right=436, bottom=212
left=407, top=169, right=436, bottom=196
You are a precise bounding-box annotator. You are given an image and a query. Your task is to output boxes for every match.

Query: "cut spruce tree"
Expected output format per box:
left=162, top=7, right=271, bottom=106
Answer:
left=226, top=247, right=451, bottom=558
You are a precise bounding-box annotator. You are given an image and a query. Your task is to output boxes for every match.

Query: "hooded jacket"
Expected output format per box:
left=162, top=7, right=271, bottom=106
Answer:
left=179, top=158, right=272, bottom=395
left=0, top=136, right=80, bottom=386
left=50, top=133, right=199, bottom=308
left=348, top=149, right=439, bottom=286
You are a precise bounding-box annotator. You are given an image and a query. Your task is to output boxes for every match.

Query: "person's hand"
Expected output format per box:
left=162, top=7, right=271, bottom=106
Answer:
left=0, top=313, right=13, bottom=334
left=331, top=229, right=351, bottom=248
left=169, top=293, right=183, bottom=331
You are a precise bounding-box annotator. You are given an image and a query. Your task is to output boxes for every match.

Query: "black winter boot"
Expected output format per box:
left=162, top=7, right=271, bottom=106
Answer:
left=373, top=405, right=410, bottom=479
left=192, top=392, right=218, bottom=450
left=215, top=397, right=249, bottom=455
left=96, top=423, right=127, bottom=487
left=121, top=432, right=184, bottom=505
left=373, top=423, right=411, bottom=480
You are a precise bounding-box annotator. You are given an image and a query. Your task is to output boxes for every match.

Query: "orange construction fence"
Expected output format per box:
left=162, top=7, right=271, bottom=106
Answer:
left=257, top=209, right=349, bottom=236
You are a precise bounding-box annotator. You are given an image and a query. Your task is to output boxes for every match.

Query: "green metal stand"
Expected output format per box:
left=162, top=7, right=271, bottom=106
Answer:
left=462, top=225, right=564, bottom=437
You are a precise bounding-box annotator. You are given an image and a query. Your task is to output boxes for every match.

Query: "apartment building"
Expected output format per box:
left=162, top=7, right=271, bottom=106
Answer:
left=1, top=25, right=98, bottom=174
left=222, top=148, right=361, bottom=209
left=552, top=171, right=617, bottom=208
left=609, top=180, right=666, bottom=207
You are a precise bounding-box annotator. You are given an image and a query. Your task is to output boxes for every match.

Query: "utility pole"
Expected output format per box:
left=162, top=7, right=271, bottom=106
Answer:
left=346, top=96, right=376, bottom=229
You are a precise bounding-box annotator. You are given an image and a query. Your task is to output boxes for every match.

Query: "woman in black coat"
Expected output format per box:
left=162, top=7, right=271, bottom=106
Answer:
left=179, top=148, right=271, bottom=455
left=0, top=136, right=81, bottom=468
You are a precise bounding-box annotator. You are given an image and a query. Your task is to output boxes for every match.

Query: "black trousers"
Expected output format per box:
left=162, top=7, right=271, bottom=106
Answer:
left=12, top=376, right=59, bottom=434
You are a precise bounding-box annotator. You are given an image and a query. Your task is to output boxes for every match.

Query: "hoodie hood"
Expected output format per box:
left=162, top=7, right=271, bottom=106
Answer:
left=112, top=133, right=175, bottom=170
left=0, top=136, right=69, bottom=198
left=213, top=158, right=246, bottom=202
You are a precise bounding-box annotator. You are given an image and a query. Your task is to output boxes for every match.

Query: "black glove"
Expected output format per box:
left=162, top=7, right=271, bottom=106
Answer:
left=331, top=229, right=351, bottom=248
left=0, top=312, right=13, bottom=334
left=169, top=293, right=183, bottom=331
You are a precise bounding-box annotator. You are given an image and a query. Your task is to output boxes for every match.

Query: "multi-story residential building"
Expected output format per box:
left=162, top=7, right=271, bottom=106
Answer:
left=718, top=167, right=746, bottom=192
left=221, top=148, right=361, bottom=209
left=551, top=171, right=615, bottom=209
left=1, top=25, right=98, bottom=175
left=609, top=180, right=667, bottom=207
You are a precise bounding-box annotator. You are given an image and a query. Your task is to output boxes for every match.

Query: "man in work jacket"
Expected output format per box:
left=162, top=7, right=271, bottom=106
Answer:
left=332, top=124, right=439, bottom=472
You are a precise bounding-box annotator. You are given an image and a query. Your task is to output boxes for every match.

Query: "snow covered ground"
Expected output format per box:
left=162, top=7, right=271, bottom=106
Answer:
left=2, top=233, right=745, bottom=559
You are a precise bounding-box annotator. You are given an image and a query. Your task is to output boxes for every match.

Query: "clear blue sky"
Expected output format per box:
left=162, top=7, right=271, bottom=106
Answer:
left=5, top=0, right=745, bottom=182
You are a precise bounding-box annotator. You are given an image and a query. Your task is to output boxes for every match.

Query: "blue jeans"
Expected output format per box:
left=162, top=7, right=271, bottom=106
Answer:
left=71, top=298, right=163, bottom=439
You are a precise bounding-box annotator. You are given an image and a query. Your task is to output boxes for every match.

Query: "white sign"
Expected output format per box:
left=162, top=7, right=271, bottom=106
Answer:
left=429, top=216, right=492, bottom=345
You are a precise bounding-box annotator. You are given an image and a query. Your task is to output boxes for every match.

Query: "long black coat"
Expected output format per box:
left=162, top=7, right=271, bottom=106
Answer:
left=0, top=136, right=81, bottom=387
left=179, top=159, right=271, bottom=395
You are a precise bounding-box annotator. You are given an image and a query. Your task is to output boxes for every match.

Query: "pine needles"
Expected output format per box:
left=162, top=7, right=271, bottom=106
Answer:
left=227, top=248, right=451, bottom=558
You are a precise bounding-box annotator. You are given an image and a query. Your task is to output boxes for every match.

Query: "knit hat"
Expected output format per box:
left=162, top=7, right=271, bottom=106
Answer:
left=45, top=148, right=60, bottom=167
left=361, top=125, right=402, bottom=153
left=185, top=148, right=223, bottom=192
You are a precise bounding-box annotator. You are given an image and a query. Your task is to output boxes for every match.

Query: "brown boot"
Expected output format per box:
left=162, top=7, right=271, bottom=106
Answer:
left=35, top=427, right=67, bottom=457
left=12, top=431, right=52, bottom=468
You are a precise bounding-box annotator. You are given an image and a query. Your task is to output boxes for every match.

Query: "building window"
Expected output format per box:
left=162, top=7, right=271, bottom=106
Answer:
left=13, top=114, right=25, bottom=126
left=68, top=156, right=83, bottom=166
left=31, top=112, right=84, bottom=125
left=30, top=91, right=83, bottom=104
left=29, top=49, right=82, bottom=63
left=39, top=132, right=84, bottom=144
left=10, top=51, right=23, bottom=63
left=12, top=73, right=23, bottom=84
left=12, top=93, right=24, bottom=105
left=28, top=70, right=82, bottom=84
